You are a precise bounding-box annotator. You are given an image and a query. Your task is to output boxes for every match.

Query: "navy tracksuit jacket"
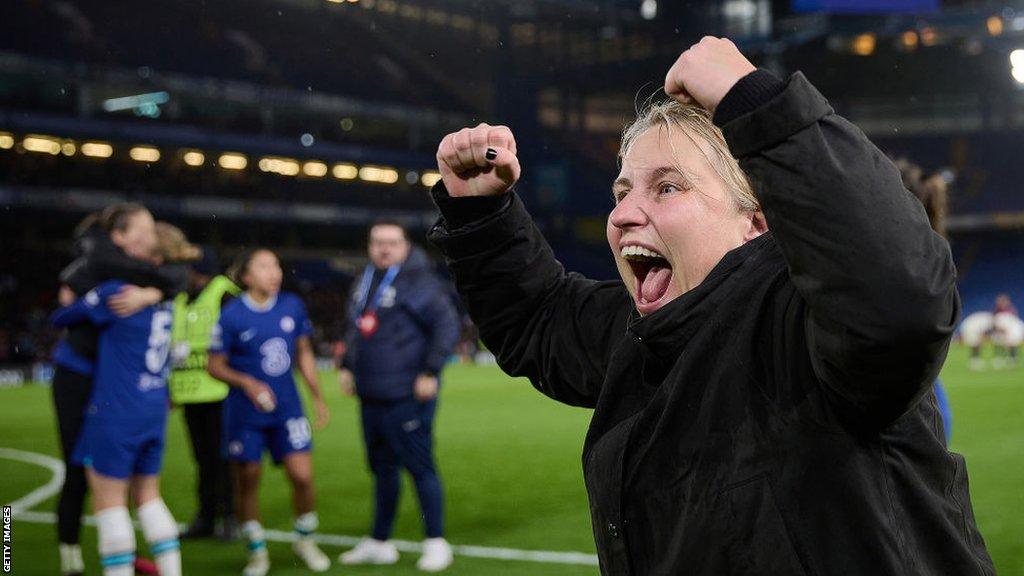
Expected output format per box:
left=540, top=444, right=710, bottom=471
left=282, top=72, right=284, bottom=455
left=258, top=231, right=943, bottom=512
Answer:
left=342, top=247, right=460, bottom=539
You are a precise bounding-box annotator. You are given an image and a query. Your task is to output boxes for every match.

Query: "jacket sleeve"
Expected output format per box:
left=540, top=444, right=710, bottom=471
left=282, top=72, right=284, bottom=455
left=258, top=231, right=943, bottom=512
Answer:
left=50, top=284, right=118, bottom=328
left=66, top=238, right=189, bottom=295
left=428, top=188, right=631, bottom=408
left=406, top=278, right=461, bottom=376
left=60, top=257, right=96, bottom=295
left=720, top=72, right=959, bottom=426
left=50, top=301, right=93, bottom=328
left=58, top=229, right=104, bottom=292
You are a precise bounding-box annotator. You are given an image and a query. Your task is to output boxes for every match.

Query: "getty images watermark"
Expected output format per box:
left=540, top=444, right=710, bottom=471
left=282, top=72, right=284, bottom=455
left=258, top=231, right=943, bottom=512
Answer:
left=3, top=505, right=11, bottom=573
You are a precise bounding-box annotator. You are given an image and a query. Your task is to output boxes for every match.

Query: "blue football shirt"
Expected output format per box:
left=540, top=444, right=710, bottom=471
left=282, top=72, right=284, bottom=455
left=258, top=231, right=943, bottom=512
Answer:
left=210, top=291, right=313, bottom=424
left=50, top=280, right=173, bottom=423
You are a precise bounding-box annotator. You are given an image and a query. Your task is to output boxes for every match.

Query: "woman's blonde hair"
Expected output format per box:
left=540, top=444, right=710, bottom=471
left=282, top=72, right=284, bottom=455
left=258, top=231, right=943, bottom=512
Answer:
left=619, top=100, right=758, bottom=212
left=99, top=202, right=150, bottom=232
left=155, top=222, right=201, bottom=263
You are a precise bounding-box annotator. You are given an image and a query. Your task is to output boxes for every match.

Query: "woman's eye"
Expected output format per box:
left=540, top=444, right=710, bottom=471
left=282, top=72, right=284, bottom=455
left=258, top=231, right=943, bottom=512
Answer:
left=659, top=183, right=680, bottom=195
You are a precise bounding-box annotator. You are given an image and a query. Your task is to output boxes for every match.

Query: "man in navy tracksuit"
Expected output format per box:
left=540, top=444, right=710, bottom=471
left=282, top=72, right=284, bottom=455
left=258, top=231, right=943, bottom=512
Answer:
left=338, top=220, right=460, bottom=572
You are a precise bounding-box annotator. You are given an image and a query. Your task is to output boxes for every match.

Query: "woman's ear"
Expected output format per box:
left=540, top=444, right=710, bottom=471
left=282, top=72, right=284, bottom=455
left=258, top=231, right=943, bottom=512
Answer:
left=743, top=210, right=768, bottom=242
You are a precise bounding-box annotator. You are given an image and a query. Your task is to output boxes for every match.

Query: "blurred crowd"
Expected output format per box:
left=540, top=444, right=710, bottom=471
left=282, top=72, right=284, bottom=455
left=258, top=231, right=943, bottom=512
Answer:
left=0, top=267, right=61, bottom=364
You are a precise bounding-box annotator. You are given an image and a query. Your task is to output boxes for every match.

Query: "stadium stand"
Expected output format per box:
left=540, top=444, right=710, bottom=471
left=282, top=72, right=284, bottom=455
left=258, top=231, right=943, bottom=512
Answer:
left=2, top=0, right=1024, bottom=368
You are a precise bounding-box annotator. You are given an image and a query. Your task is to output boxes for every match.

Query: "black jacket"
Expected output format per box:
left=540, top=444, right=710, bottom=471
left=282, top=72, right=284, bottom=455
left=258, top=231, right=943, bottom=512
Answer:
left=428, top=72, right=994, bottom=575
left=58, top=226, right=187, bottom=362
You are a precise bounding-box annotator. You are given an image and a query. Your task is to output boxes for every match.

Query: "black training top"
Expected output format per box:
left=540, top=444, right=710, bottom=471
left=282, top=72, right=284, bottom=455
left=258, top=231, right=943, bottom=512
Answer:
left=428, top=71, right=993, bottom=575
left=57, top=227, right=187, bottom=363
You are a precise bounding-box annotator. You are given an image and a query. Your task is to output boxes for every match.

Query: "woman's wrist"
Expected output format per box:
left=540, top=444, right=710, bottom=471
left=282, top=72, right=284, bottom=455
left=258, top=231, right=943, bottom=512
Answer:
left=309, top=386, right=324, bottom=402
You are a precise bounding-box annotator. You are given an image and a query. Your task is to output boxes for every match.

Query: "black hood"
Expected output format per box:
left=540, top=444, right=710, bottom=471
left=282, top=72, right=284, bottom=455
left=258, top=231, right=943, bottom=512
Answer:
left=72, top=224, right=108, bottom=258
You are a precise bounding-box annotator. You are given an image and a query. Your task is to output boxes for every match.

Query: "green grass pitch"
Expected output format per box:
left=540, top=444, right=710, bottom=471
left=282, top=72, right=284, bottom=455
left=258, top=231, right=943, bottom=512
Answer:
left=0, top=344, right=1020, bottom=575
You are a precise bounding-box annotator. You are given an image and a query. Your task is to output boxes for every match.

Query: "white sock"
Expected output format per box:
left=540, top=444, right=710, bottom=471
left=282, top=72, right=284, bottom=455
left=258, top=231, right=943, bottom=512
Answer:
left=95, top=507, right=135, bottom=576
left=59, top=543, right=84, bottom=573
left=294, top=511, right=318, bottom=539
left=137, top=498, right=181, bottom=576
left=241, top=520, right=267, bottom=555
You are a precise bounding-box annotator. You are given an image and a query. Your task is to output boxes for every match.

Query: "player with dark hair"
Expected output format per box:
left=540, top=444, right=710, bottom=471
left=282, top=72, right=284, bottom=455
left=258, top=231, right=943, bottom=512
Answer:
left=50, top=203, right=186, bottom=576
left=207, top=248, right=331, bottom=576
left=49, top=221, right=196, bottom=576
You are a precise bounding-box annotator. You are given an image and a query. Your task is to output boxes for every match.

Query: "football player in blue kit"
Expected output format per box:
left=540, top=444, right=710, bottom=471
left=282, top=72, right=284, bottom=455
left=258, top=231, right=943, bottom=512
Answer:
left=208, top=248, right=331, bottom=576
left=49, top=226, right=188, bottom=576
left=51, top=204, right=186, bottom=576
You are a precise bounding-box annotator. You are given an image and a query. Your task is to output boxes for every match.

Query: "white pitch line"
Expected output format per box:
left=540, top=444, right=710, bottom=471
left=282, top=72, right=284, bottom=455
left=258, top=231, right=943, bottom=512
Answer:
left=0, top=447, right=65, bottom=514
left=2, top=448, right=599, bottom=566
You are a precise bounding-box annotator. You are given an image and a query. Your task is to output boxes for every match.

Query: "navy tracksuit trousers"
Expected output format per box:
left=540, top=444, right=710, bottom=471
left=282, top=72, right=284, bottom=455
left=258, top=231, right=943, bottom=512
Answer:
left=359, top=397, right=444, bottom=540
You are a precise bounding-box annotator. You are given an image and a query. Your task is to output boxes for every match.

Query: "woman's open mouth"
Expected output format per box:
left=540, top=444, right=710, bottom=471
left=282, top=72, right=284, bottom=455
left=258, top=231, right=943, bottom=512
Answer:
left=621, top=245, right=673, bottom=315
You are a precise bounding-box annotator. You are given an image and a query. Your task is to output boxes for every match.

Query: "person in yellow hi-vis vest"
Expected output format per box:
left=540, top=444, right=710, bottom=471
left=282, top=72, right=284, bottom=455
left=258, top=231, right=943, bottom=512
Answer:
left=169, top=247, right=240, bottom=540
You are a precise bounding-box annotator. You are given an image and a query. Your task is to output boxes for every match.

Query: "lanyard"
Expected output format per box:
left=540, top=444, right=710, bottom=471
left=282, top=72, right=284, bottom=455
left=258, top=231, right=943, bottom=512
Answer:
left=355, top=264, right=400, bottom=314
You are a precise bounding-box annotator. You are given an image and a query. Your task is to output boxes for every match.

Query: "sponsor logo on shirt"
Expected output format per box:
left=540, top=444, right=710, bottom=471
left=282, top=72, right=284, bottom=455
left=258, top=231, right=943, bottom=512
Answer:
left=260, top=337, right=291, bottom=377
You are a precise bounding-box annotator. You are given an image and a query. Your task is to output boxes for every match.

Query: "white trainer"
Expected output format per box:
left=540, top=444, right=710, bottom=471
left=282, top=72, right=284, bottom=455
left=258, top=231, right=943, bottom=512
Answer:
left=339, top=538, right=400, bottom=565
left=242, top=549, right=270, bottom=576
left=293, top=537, right=331, bottom=572
left=59, top=543, right=84, bottom=576
left=417, top=538, right=454, bottom=572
